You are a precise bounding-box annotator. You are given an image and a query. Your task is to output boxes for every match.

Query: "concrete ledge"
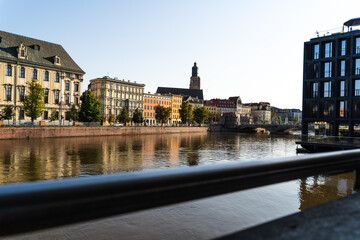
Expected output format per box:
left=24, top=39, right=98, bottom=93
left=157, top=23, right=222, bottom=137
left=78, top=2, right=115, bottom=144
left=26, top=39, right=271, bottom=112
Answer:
left=218, top=192, right=360, bottom=240
left=0, top=126, right=208, bottom=139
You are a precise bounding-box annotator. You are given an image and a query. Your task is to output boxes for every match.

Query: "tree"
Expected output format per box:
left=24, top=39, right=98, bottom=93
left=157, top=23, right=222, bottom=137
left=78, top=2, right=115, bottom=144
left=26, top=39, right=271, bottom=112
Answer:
left=79, top=91, right=102, bottom=122
left=23, top=79, right=45, bottom=122
left=118, top=108, right=130, bottom=124
left=0, top=105, right=14, bottom=124
left=132, top=108, right=143, bottom=124
left=193, top=106, right=210, bottom=125
left=69, top=104, right=79, bottom=122
left=49, top=109, right=58, bottom=122
left=154, top=105, right=172, bottom=124
left=179, top=101, right=193, bottom=124
left=278, top=116, right=283, bottom=125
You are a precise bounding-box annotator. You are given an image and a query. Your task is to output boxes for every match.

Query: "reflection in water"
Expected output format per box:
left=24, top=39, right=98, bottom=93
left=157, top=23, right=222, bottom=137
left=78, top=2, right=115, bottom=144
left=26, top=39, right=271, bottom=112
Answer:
left=1, top=132, right=357, bottom=240
left=298, top=172, right=355, bottom=210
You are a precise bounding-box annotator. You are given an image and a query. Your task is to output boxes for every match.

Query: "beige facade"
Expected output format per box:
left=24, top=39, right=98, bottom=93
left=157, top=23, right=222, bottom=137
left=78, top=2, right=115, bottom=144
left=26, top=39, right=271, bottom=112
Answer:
left=169, top=94, right=182, bottom=124
left=90, top=76, right=145, bottom=119
left=0, top=31, right=84, bottom=122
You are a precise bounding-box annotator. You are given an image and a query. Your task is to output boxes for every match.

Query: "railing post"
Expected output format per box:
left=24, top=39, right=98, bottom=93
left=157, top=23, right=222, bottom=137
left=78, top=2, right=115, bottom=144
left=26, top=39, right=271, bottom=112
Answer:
left=354, top=168, right=360, bottom=190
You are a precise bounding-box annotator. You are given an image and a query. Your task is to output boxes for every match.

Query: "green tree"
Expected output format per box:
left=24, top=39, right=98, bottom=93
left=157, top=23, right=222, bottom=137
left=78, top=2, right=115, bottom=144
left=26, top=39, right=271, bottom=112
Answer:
left=79, top=91, right=102, bottom=122
left=294, top=115, right=300, bottom=124
left=49, top=109, right=58, bottom=122
left=193, top=106, right=210, bottom=125
left=69, top=104, right=79, bottom=121
left=278, top=116, right=283, bottom=125
left=118, top=108, right=130, bottom=124
left=0, top=105, right=14, bottom=124
left=132, top=108, right=143, bottom=124
left=23, top=80, right=45, bottom=122
left=154, top=105, right=172, bottom=124
left=179, top=101, right=193, bottom=124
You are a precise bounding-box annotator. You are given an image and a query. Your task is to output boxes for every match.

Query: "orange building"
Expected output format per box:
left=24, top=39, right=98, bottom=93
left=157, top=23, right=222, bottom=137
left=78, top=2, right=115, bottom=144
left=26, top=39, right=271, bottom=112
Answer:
left=143, top=93, right=172, bottom=125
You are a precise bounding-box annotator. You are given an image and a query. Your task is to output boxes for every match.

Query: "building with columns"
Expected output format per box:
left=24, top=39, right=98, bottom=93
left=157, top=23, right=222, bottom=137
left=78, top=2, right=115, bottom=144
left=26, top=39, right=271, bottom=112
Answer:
left=0, top=30, right=84, bottom=121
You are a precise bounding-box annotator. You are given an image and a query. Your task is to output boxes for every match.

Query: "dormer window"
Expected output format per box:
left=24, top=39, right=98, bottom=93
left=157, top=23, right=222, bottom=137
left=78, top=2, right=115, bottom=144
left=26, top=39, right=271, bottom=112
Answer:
left=17, top=43, right=27, bottom=59
left=33, top=45, right=40, bottom=51
left=54, top=56, right=61, bottom=65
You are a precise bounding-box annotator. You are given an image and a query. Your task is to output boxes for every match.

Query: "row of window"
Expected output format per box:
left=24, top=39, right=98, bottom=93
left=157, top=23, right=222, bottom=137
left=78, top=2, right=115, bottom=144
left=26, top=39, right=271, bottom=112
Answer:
left=144, top=99, right=171, bottom=105
left=309, top=79, right=360, bottom=98
left=313, top=38, right=360, bottom=59
left=307, top=59, right=360, bottom=79
left=304, top=100, right=360, bottom=119
left=6, top=65, right=79, bottom=83
left=4, top=86, right=78, bottom=105
left=98, top=83, right=144, bottom=93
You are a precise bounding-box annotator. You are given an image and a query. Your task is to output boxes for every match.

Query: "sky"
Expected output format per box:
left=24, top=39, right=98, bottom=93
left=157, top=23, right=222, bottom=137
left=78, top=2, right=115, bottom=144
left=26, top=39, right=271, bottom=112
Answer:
left=1, top=0, right=360, bottom=109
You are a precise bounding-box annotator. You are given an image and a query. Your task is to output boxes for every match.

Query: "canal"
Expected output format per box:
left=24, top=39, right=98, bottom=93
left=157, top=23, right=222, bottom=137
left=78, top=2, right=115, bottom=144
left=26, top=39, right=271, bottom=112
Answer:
left=1, top=132, right=355, bottom=240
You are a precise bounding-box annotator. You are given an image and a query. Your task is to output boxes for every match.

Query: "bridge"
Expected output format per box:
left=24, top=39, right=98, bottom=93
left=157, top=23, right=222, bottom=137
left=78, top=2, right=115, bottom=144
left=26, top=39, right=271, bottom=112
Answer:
left=210, top=124, right=301, bottom=134
left=237, top=124, right=301, bottom=134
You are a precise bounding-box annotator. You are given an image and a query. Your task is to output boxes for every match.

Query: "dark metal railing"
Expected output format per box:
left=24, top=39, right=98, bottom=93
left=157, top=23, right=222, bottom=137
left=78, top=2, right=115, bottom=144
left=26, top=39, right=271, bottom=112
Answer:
left=2, top=149, right=360, bottom=236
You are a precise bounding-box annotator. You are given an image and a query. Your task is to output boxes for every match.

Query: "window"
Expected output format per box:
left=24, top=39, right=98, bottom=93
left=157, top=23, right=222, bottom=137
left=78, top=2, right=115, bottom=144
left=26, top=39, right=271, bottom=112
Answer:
left=20, top=67, right=25, bottom=78
left=324, top=81, right=331, bottom=97
left=340, top=60, right=346, bottom=77
left=356, top=59, right=360, bottom=75
left=101, top=90, right=104, bottom=97
left=75, top=97, right=79, bottom=105
left=44, top=71, right=49, bottom=81
left=44, top=90, right=49, bottom=103
left=19, top=110, right=24, bottom=120
left=339, top=101, right=348, bottom=118
left=355, top=80, right=360, bottom=96
left=19, top=88, right=25, bottom=101
left=66, top=73, right=70, bottom=77
left=6, top=86, right=11, bottom=100
left=55, top=92, right=59, bottom=104
left=44, top=111, right=48, bottom=120
left=6, top=64, right=12, bottom=76
left=341, top=40, right=346, bottom=56
left=324, top=62, right=332, bottom=78
left=33, top=69, right=37, bottom=79
left=55, top=73, right=60, bottom=82
left=56, top=58, right=59, bottom=63
left=65, top=95, right=69, bottom=105
left=356, top=38, right=360, bottom=54
left=340, top=80, right=346, bottom=97
left=65, top=82, right=70, bottom=91
left=75, top=84, right=79, bottom=92
left=325, top=42, right=332, bottom=58
left=21, top=50, right=25, bottom=57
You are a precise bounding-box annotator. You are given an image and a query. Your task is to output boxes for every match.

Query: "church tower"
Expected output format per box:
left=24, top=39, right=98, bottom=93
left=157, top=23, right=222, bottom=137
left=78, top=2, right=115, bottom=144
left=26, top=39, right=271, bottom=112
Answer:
left=189, top=62, right=201, bottom=90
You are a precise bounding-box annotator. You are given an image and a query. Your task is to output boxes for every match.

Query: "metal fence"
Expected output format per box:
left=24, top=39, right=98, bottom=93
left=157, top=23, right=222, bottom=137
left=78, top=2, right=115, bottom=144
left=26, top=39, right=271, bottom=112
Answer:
left=1, top=149, right=360, bottom=236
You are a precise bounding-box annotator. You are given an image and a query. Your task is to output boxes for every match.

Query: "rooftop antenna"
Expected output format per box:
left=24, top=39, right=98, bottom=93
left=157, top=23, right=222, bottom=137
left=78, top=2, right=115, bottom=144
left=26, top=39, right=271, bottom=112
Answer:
left=316, top=31, right=319, bottom=37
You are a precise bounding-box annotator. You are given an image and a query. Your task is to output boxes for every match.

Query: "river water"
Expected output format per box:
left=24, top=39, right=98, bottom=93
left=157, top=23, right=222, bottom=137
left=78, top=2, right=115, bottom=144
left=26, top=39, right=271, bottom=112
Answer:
left=1, top=132, right=355, bottom=240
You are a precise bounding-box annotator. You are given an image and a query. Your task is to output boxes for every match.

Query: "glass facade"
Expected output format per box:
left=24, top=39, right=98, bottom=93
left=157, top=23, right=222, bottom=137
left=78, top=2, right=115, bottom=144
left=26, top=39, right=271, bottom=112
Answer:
left=314, top=44, right=319, bottom=59
left=355, top=80, right=360, bottom=96
left=324, top=81, right=331, bottom=97
left=341, top=40, right=346, bottom=56
left=325, top=42, right=332, bottom=58
left=340, top=60, right=345, bottom=76
left=340, top=80, right=345, bottom=97
left=324, top=62, right=332, bottom=78
left=357, top=37, right=360, bottom=54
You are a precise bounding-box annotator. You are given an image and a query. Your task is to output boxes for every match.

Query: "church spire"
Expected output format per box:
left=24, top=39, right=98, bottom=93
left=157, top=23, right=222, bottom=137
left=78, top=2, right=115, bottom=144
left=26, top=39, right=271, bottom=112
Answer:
left=189, top=62, right=200, bottom=90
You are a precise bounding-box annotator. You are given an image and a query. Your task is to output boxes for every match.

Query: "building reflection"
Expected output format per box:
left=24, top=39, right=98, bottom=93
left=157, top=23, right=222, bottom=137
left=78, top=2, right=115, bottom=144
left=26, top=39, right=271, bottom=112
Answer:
left=298, top=172, right=354, bottom=211
left=0, top=132, right=208, bottom=184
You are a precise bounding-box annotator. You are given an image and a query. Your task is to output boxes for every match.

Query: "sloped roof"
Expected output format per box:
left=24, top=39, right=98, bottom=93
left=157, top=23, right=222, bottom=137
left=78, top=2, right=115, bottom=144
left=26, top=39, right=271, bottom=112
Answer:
left=156, top=87, right=204, bottom=100
left=0, top=30, right=85, bottom=74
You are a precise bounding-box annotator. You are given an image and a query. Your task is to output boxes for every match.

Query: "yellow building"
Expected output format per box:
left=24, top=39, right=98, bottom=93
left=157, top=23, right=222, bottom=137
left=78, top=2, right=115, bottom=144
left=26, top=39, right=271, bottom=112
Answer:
left=0, top=30, right=84, bottom=122
left=170, top=94, right=182, bottom=124
left=90, top=76, right=145, bottom=119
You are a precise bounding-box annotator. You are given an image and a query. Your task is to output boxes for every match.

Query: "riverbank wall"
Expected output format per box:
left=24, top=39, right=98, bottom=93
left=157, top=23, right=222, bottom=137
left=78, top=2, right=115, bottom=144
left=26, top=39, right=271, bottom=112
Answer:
left=0, top=126, right=208, bottom=140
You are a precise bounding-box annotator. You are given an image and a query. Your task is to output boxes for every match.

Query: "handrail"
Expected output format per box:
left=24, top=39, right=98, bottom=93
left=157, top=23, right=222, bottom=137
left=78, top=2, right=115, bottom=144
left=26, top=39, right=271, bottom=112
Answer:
left=1, top=149, right=360, bottom=236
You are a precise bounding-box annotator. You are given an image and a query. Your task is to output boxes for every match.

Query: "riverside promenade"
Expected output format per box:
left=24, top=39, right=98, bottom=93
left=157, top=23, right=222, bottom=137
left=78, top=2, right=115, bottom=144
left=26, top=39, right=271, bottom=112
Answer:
left=0, top=126, right=208, bottom=140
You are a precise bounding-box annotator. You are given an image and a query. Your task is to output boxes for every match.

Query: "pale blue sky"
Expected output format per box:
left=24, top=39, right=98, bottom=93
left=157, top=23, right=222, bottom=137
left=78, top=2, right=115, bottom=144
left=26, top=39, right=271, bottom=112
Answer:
left=1, top=0, right=360, bottom=109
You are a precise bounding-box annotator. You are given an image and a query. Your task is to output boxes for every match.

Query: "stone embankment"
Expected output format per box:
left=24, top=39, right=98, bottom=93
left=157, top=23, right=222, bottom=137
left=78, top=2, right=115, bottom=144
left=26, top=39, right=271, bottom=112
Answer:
left=0, top=126, right=208, bottom=140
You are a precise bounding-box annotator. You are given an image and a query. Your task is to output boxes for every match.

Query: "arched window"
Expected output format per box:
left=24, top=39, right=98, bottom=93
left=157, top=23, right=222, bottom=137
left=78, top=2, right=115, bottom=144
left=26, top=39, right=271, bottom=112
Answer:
left=33, top=69, right=38, bottom=79
left=44, top=71, right=49, bottom=81
left=20, top=67, right=25, bottom=78
left=6, top=64, right=12, bottom=76
left=56, top=73, right=60, bottom=83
